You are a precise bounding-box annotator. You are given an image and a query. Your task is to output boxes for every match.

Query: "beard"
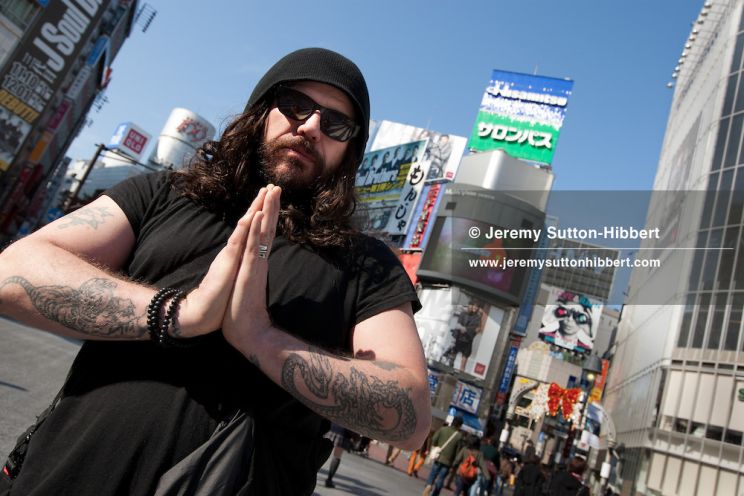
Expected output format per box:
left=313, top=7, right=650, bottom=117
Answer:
left=256, top=135, right=329, bottom=205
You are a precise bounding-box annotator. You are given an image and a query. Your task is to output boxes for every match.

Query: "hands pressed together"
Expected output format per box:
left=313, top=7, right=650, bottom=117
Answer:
left=177, top=185, right=281, bottom=352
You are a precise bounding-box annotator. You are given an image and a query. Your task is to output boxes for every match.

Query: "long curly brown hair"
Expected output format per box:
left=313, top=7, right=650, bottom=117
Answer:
left=173, top=96, right=364, bottom=250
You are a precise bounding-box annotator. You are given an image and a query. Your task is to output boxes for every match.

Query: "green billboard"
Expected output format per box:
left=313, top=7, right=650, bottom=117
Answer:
left=468, top=70, right=573, bottom=165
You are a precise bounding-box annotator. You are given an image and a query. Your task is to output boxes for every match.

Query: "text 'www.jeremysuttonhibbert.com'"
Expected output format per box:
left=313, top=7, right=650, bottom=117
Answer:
left=467, top=257, right=661, bottom=270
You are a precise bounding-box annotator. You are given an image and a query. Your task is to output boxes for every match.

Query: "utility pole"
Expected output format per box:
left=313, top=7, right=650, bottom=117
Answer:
left=63, top=143, right=107, bottom=212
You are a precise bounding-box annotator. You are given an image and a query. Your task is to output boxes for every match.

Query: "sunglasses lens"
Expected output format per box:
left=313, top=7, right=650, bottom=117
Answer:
left=555, top=307, right=568, bottom=318
left=321, top=111, right=356, bottom=142
left=276, top=88, right=315, bottom=120
left=574, top=313, right=588, bottom=324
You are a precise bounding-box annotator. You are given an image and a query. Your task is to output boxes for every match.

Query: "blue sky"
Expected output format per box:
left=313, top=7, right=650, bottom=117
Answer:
left=67, top=0, right=703, bottom=191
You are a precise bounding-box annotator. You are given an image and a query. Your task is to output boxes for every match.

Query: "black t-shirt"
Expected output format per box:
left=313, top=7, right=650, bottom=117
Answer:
left=13, top=172, right=420, bottom=496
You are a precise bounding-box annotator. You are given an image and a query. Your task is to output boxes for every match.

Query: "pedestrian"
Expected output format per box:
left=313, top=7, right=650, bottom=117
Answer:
left=514, top=453, right=545, bottom=496
left=0, top=47, right=431, bottom=496
left=386, top=446, right=403, bottom=465
left=407, top=430, right=432, bottom=478
left=451, top=435, right=491, bottom=496
left=469, top=435, right=499, bottom=496
left=324, top=424, right=352, bottom=488
left=494, top=453, right=515, bottom=496
left=422, top=416, right=465, bottom=496
left=549, top=456, right=591, bottom=496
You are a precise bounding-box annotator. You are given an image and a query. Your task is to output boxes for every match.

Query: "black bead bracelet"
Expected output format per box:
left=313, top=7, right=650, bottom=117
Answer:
left=146, top=287, right=193, bottom=348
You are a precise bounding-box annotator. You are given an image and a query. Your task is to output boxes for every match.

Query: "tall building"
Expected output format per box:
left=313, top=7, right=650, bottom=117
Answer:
left=603, top=1, right=744, bottom=494
left=0, top=0, right=139, bottom=241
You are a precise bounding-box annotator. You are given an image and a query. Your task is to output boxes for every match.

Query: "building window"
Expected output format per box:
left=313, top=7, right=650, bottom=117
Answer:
left=724, top=429, right=743, bottom=445
left=0, top=0, right=38, bottom=30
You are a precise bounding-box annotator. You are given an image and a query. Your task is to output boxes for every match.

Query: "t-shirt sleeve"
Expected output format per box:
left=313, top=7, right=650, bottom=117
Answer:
left=104, top=171, right=169, bottom=235
left=354, top=236, right=421, bottom=325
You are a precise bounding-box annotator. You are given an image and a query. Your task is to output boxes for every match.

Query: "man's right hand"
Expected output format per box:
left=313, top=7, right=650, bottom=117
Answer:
left=176, top=187, right=269, bottom=337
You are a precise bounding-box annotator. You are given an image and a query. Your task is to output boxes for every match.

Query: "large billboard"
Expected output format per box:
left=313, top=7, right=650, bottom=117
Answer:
left=414, top=286, right=505, bottom=379
left=355, top=140, right=428, bottom=233
left=468, top=70, right=573, bottom=165
left=370, top=120, right=467, bottom=181
left=0, top=0, right=110, bottom=172
left=538, top=285, right=603, bottom=353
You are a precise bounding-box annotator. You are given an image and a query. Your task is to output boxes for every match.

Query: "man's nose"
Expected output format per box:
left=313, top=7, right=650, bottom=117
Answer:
left=296, top=111, right=322, bottom=142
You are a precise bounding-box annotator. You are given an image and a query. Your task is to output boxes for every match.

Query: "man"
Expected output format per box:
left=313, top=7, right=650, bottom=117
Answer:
left=444, top=302, right=486, bottom=371
left=0, top=48, right=431, bottom=495
left=423, top=416, right=464, bottom=496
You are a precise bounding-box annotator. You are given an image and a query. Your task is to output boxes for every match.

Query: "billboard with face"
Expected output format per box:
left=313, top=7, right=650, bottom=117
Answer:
left=468, top=70, right=573, bottom=165
left=415, top=286, right=505, bottom=379
left=539, top=285, right=602, bottom=353
left=369, top=120, right=467, bottom=181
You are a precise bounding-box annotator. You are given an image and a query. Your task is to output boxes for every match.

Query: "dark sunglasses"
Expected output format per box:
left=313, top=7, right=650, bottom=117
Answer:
left=274, top=86, right=360, bottom=142
left=554, top=305, right=590, bottom=325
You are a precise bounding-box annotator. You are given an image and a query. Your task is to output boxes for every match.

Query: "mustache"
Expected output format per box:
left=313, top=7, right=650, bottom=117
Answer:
left=272, top=135, right=323, bottom=165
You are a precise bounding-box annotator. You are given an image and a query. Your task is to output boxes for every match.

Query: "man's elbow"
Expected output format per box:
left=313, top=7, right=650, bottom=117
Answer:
left=396, top=380, right=432, bottom=450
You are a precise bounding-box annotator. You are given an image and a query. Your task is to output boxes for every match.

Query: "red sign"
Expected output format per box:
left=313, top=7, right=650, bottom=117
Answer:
left=123, top=128, right=148, bottom=155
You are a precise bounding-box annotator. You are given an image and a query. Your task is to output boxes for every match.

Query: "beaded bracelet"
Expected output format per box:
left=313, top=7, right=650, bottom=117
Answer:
left=146, top=287, right=193, bottom=348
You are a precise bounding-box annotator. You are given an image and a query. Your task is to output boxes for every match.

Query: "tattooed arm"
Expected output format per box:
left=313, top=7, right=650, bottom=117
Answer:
left=227, top=303, right=431, bottom=450
left=0, top=190, right=271, bottom=340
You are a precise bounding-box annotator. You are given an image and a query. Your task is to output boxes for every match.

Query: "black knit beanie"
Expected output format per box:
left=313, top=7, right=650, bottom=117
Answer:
left=245, top=48, right=370, bottom=161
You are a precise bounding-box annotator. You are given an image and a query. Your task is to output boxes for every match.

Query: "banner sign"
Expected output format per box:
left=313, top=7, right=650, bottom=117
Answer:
left=0, top=0, right=110, bottom=171
left=451, top=381, right=482, bottom=415
left=468, top=70, right=573, bottom=165
left=355, top=139, right=427, bottom=233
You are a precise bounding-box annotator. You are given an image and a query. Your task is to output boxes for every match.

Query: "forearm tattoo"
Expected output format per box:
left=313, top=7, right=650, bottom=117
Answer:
left=281, top=348, right=417, bottom=441
left=57, top=206, right=113, bottom=230
left=1, top=276, right=146, bottom=338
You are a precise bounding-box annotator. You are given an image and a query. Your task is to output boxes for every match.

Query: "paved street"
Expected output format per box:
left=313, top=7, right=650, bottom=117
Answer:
left=0, top=318, right=79, bottom=457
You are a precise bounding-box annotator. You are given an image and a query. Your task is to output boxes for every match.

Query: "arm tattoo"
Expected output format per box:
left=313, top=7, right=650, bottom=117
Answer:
left=280, top=348, right=417, bottom=441
left=1, top=276, right=146, bottom=338
left=57, top=207, right=113, bottom=230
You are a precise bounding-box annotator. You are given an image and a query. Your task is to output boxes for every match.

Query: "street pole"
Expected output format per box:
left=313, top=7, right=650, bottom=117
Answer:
left=63, top=143, right=107, bottom=212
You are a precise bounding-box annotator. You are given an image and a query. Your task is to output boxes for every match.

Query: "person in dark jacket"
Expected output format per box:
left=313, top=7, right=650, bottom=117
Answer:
left=514, top=453, right=545, bottom=496
left=549, top=456, right=590, bottom=496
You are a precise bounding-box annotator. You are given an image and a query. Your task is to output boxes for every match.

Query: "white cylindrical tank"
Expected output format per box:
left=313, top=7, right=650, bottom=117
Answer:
left=148, top=108, right=216, bottom=169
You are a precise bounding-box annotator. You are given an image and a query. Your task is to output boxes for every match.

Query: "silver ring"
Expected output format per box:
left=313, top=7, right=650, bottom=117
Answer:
left=258, top=244, right=269, bottom=259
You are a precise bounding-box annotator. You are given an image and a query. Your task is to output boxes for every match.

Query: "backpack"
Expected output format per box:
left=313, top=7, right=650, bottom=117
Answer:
left=458, top=453, right=479, bottom=482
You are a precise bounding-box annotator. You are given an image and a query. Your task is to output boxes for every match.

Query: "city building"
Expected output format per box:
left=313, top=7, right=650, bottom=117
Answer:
left=0, top=0, right=140, bottom=241
left=603, top=1, right=744, bottom=494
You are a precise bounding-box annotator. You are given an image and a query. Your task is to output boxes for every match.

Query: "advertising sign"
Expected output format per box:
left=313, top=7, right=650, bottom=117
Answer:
left=589, top=358, right=610, bottom=404
left=468, top=70, right=573, bottom=165
left=451, top=381, right=482, bottom=415
left=498, top=345, right=519, bottom=394
left=355, top=140, right=427, bottom=232
left=414, top=286, right=504, bottom=379
left=109, top=122, right=151, bottom=160
left=539, top=285, right=603, bottom=353
left=402, top=182, right=446, bottom=251
left=370, top=120, right=467, bottom=181
left=0, top=0, right=110, bottom=171
left=419, top=216, right=535, bottom=303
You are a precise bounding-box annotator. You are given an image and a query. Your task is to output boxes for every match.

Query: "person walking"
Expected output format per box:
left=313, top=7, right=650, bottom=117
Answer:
left=513, top=453, right=545, bottom=496
left=549, top=457, right=591, bottom=496
left=451, top=435, right=491, bottom=496
left=407, top=430, right=432, bottom=478
left=422, top=416, right=465, bottom=496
